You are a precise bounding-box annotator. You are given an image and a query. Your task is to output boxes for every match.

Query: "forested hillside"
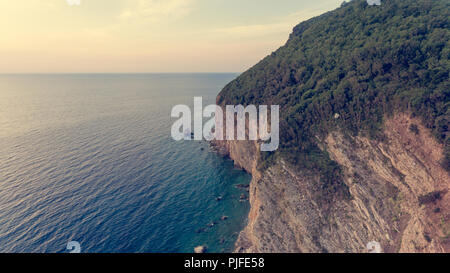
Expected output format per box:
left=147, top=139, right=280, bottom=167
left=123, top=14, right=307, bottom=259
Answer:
left=217, top=0, right=449, bottom=193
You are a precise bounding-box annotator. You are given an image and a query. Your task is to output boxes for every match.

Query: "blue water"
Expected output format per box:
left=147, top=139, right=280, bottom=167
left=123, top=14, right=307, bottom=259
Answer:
left=0, top=74, right=251, bottom=253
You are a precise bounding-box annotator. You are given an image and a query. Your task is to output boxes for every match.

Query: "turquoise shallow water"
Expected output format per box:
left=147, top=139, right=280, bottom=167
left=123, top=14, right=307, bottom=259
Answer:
left=0, top=74, right=251, bottom=253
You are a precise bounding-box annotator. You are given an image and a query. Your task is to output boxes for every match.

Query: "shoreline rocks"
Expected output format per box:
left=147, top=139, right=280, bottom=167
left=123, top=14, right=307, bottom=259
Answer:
left=194, top=246, right=207, bottom=253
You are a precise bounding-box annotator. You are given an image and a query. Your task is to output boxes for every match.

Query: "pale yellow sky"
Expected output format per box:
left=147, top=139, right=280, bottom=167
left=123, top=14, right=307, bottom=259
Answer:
left=0, top=0, right=342, bottom=73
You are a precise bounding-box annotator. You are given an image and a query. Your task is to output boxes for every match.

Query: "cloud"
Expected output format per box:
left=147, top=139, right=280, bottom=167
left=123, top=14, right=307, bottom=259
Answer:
left=216, top=23, right=290, bottom=38
left=66, top=0, right=81, bottom=6
left=119, top=0, right=195, bottom=22
left=215, top=9, right=328, bottom=39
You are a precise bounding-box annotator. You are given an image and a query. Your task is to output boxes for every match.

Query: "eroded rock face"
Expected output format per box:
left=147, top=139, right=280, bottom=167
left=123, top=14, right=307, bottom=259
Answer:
left=215, top=113, right=449, bottom=253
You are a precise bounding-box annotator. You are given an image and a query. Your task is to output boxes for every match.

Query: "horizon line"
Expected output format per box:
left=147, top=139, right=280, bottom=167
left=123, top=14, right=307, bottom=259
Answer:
left=0, top=72, right=242, bottom=75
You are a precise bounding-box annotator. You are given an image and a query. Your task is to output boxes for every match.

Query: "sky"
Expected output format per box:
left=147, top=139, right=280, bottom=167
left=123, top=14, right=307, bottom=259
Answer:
left=0, top=0, right=343, bottom=73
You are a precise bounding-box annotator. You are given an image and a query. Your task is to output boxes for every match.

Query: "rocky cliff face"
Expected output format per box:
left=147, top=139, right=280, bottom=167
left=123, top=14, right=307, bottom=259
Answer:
left=214, top=113, right=449, bottom=253
left=212, top=0, right=449, bottom=253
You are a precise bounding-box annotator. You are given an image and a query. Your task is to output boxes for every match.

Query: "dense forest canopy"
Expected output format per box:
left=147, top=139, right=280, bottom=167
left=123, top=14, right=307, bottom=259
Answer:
left=217, top=0, right=449, bottom=195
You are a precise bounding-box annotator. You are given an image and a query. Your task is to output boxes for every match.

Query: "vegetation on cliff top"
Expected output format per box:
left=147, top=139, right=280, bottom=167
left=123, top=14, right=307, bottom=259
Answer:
left=217, top=0, right=449, bottom=195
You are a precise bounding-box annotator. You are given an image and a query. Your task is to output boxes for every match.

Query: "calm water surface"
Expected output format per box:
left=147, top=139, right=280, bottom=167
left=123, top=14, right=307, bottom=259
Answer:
left=0, top=74, right=251, bottom=253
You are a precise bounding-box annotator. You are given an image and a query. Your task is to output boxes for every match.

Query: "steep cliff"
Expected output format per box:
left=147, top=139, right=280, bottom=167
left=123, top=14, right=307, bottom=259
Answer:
left=214, top=0, right=449, bottom=253
left=215, top=113, right=449, bottom=253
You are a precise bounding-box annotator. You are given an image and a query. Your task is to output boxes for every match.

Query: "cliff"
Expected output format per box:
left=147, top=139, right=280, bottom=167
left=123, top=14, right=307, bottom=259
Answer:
left=214, top=0, right=449, bottom=252
left=215, top=113, right=449, bottom=253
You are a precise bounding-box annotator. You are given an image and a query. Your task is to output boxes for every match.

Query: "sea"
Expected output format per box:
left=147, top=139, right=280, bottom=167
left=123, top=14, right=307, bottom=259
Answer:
left=0, top=73, right=251, bottom=253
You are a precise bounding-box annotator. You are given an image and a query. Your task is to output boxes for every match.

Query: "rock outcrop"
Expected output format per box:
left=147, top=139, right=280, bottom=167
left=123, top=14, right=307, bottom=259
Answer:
left=214, top=113, right=449, bottom=253
left=212, top=0, right=449, bottom=253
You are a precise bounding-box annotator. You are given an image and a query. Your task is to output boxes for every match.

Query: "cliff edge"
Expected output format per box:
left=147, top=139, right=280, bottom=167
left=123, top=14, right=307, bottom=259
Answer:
left=214, top=0, right=449, bottom=253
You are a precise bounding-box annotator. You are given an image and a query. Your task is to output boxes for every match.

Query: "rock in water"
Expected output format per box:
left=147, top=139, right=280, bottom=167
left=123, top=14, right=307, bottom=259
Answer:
left=194, top=246, right=207, bottom=253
